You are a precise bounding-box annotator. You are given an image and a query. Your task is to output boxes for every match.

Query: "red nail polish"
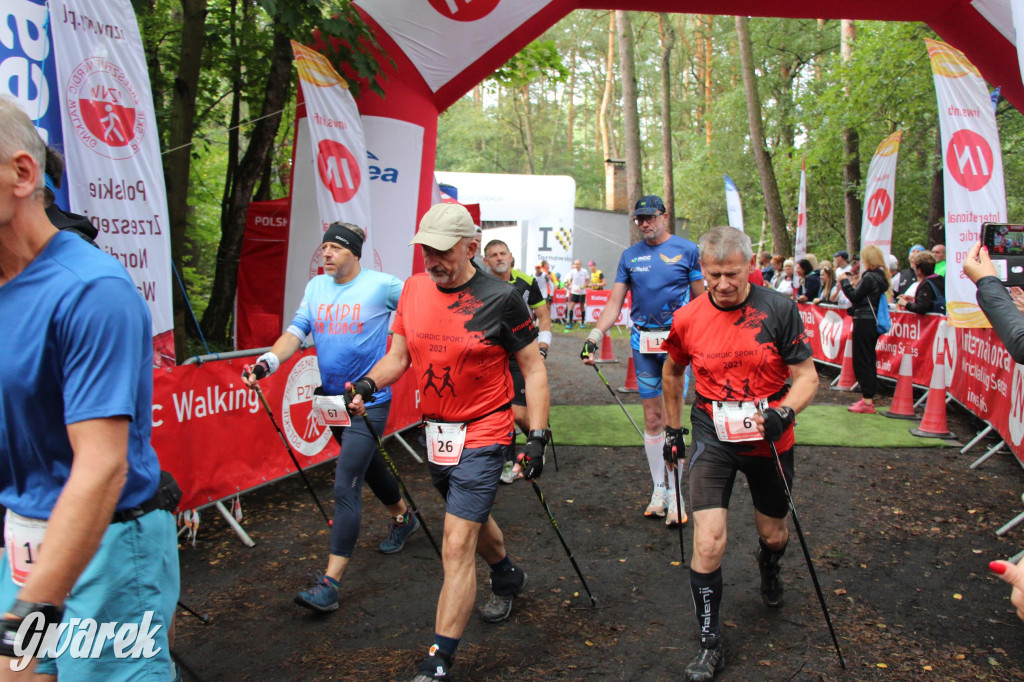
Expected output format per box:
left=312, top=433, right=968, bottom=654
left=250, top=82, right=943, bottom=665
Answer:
left=990, top=560, right=1007, bottom=575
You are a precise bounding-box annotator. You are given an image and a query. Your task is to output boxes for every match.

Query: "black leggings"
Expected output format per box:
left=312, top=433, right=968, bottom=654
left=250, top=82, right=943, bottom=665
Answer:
left=851, top=317, right=880, bottom=399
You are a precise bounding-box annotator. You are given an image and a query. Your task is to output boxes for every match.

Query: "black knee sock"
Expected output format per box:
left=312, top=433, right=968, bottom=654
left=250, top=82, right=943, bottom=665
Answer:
left=690, top=568, right=723, bottom=646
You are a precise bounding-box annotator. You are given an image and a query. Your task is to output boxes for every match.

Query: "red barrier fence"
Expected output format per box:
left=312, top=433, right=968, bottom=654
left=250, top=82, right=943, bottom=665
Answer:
left=152, top=347, right=421, bottom=510
left=799, top=304, right=1024, bottom=466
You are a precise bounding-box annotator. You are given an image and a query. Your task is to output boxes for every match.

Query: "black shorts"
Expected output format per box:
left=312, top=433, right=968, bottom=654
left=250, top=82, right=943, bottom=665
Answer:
left=687, top=441, right=794, bottom=518
left=570, top=293, right=586, bottom=303
left=508, top=357, right=526, bottom=407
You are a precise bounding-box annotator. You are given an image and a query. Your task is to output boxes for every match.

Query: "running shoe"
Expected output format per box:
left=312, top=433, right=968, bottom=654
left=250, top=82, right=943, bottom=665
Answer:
left=756, top=541, right=786, bottom=608
left=665, top=495, right=688, bottom=527
left=847, top=399, right=876, bottom=414
left=564, top=324, right=574, bottom=332
left=479, top=567, right=528, bottom=623
left=411, top=648, right=452, bottom=681
left=644, top=487, right=668, bottom=518
left=500, top=460, right=517, bottom=485
left=294, top=572, right=339, bottom=613
left=684, top=637, right=725, bottom=682
left=379, top=513, right=420, bottom=554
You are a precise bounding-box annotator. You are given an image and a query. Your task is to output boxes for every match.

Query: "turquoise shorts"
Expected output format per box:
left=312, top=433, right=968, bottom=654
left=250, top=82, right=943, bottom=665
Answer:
left=0, top=509, right=179, bottom=680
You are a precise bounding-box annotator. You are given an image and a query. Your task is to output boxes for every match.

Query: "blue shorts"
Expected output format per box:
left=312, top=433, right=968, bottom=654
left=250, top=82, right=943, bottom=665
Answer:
left=0, top=509, right=179, bottom=680
left=428, top=443, right=507, bottom=523
left=631, top=347, right=668, bottom=399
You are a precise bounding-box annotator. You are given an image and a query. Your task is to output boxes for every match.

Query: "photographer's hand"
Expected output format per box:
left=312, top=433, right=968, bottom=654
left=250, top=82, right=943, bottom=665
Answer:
left=963, top=242, right=997, bottom=283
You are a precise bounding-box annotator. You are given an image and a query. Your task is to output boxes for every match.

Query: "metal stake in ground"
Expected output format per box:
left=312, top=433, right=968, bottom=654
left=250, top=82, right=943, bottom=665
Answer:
left=528, top=479, right=597, bottom=606
left=253, top=384, right=333, bottom=526
left=766, top=438, right=847, bottom=669
left=592, top=364, right=644, bottom=440
left=361, top=415, right=442, bottom=560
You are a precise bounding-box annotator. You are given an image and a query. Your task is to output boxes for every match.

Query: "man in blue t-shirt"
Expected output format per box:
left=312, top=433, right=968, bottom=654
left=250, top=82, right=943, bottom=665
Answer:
left=581, top=195, right=705, bottom=527
left=0, top=98, right=178, bottom=679
left=242, top=222, right=419, bottom=614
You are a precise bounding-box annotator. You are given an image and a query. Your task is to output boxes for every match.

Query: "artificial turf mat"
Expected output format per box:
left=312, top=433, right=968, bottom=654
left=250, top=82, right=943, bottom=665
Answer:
left=547, top=404, right=957, bottom=449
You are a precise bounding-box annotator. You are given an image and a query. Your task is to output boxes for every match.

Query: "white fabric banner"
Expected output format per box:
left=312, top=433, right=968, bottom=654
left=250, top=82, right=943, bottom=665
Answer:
left=794, top=161, right=807, bottom=262
left=357, top=0, right=556, bottom=92
left=927, top=38, right=1007, bottom=327
left=860, top=131, right=903, bottom=260
left=724, top=174, right=744, bottom=231
left=50, top=0, right=174, bottom=361
left=434, top=172, right=576, bottom=275
left=1011, top=0, right=1024, bottom=84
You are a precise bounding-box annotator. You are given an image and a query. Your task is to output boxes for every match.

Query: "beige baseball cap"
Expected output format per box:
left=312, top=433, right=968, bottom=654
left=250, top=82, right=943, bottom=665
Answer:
left=410, top=203, right=477, bottom=251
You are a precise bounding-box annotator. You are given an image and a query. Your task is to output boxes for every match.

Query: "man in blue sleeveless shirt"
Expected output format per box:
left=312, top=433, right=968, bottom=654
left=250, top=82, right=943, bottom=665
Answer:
left=581, top=195, right=705, bottom=527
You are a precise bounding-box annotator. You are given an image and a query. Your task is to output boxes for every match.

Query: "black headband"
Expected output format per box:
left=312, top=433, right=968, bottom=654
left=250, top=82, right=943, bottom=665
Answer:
left=322, top=223, right=363, bottom=258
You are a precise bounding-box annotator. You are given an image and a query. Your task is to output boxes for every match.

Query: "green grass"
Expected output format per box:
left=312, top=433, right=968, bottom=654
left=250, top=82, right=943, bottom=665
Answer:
left=547, top=404, right=956, bottom=448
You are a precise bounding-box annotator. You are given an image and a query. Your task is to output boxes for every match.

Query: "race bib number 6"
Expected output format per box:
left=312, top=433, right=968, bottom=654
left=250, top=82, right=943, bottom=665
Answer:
left=426, top=421, right=468, bottom=466
left=713, top=399, right=768, bottom=443
left=4, top=512, right=48, bottom=587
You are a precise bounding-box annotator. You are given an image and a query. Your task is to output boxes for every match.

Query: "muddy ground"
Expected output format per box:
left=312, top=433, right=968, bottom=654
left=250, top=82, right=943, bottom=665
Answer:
left=174, top=327, right=1024, bottom=681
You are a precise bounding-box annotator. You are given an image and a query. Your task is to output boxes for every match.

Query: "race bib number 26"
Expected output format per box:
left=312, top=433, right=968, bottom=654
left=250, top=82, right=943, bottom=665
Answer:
left=426, top=421, right=467, bottom=466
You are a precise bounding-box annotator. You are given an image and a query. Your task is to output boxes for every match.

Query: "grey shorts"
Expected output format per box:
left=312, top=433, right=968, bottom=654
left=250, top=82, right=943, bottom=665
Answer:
left=429, top=443, right=508, bottom=523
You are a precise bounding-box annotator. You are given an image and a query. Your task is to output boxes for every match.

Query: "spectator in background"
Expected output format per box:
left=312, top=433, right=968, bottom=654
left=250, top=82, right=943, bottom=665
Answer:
left=759, top=251, right=774, bottom=281
left=471, top=225, right=488, bottom=274
left=805, top=253, right=819, bottom=271
left=588, top=260, right=606, bottom=290
left=894, top=244, right=925, bottom=297
left=769, top=255, right=785, bottom=288
left=838, top=245, right=891, bottom=414
left=795, top=259, right=820, bottom=303
left=774, top=258, right=795, bottom=297
left=833, top=250, right=851, bottom=277
left=897, top=251, right=944, bottom=315
left=814, top=262, right=838, bottom=305
left=565, top=259, right=590, bottom=331
left=933, top=243, right=947, bottom=277
left=535, top=262, right=553, bottom=304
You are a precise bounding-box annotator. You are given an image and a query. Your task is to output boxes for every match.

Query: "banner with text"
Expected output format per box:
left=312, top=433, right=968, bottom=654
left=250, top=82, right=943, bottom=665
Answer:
left=927, top=38, right=1007, bottom=327
left=51, top=0, right=174, bottom=364
left=551, top=289, right=630, bottom=327
left=794, top=159, right=807, bottom=261
left=724, top=174, right=744, bottom=231
left=860, top=131, right=902, bottom=259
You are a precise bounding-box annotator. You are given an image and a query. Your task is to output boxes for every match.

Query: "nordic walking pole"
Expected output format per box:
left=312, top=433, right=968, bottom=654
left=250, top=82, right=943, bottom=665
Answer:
left=547, top=427, right=559, bottom=471
left=252, top=383, right=333, bottom=526
left=177, top=599, right=211, bottom=624
left=671, top=452, right=686, bottom=567
left=360, top=414, right=442, bottom=560
left=592, top=364, right=644, bottom=440
left=527, top=478, right=597, bottom=606
left=766, top=438, right=846, bottom=669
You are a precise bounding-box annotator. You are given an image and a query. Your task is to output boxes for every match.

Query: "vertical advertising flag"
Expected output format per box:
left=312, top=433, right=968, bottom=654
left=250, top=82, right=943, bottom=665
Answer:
left=724, top=174, right=744, bottom=231
left=50, top=0, right=175, bottom=365
left=927, top=38, right=1007, bottom=327
left=794, top=158, right=807, bottom=262
left=1014, top=0, right=1024, bottom=91
left=860, top=131, right=902, bottom=260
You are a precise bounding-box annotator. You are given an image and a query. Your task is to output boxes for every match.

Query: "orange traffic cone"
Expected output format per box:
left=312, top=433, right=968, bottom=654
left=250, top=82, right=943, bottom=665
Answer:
left=618, top=355, right=639, bottom=393
left=596, top=330, right=618, bottom=363
left=909, top=347, right=956, bottom=439
left=831, top=336, right=858, bottom=391
left=884, top=353, right=918, bottom=420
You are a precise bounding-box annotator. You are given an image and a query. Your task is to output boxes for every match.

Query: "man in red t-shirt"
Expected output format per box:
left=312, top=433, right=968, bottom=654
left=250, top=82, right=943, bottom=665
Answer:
left=349, top=202, right=550, bottom=682
left=661, top=226, right=818, bottom=682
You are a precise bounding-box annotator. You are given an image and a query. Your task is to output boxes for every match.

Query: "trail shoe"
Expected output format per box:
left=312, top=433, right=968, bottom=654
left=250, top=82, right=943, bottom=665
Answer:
left=685, top=636, right=725, bottom=682
left=380, top=512, right=420, bottom=554
left=644, top=486, right=668, bottom=518
left=665, top=496, right=688, bottom=527
left=564, top=324, right=574, bottom=332
left=411, top=648, right=452, bottom=681
left=480, top=566, right=528, bottom=623
left=756, top=540, right=786, bottom=608
left=848, top=399, right=876, bottom=414
left=294, top=573, right=339, bottom=613
left=500, top=460, right=517, bottom=485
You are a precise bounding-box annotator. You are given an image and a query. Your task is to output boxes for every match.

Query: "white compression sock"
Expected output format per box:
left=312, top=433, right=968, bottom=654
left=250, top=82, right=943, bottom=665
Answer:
left=644, top=431, right=666, bottom=491
left=665, top=464, right=685, bottom=509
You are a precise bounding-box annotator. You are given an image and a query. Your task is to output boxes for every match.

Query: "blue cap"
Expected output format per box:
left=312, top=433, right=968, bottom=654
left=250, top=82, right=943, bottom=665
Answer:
left=909, top=244, right=925, bottom=256
left=833, top=250, right=850, bottom=260
left=633, top=195, right=666, bottom=216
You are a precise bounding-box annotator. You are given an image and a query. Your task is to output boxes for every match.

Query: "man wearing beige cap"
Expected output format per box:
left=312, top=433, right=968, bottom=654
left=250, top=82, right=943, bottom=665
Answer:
left=348, top=202, right=550, bottom=682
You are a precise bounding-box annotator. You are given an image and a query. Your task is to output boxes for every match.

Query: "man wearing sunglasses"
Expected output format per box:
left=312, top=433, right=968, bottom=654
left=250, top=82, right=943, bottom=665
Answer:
left=581, top=195, right=705, bottom=527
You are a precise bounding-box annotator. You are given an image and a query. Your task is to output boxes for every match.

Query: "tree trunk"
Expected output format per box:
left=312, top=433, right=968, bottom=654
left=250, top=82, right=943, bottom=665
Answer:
left=702, top=15, right=713, bottom=150
left=567, top=47, right=576, bottom=155
left=659, top=13, right=675, bottom=228
left=927, top=126, right=945, bottom=248
left=598, top=12, right=615, bottom=163
left=164, top=0, right=207, bottom=359
left=841, top=20, right=862, bottom=253
left=200, top=25, right=292, bottom=345
left=617, top=10, right=643, bottom=244
left=519, top=85, right=536, bottom=174
left=736, top=16, right=789, bottom=255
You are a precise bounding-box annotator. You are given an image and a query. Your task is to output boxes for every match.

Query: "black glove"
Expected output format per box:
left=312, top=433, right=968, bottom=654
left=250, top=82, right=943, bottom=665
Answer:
left=348, top=376, right=377, bottom=404
left=663, top=426, right=689, bottom=464
left=580, top=339, right=598, bottom=360
left=517, top=430, right=548, bottom=480
left=242, top=359, right=270, bottom=381
left=0, top=600, right=63, bottom=658
left=762, top=406, right=795, bottom=442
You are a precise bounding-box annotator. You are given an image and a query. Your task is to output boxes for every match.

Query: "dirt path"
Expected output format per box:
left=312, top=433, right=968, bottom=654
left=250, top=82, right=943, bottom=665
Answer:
left=174, top=328, right=1024, bottom=680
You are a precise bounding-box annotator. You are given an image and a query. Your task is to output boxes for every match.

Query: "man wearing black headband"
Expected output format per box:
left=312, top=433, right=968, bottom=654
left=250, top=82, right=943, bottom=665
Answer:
left=243, top=222, right=419, bottom=614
